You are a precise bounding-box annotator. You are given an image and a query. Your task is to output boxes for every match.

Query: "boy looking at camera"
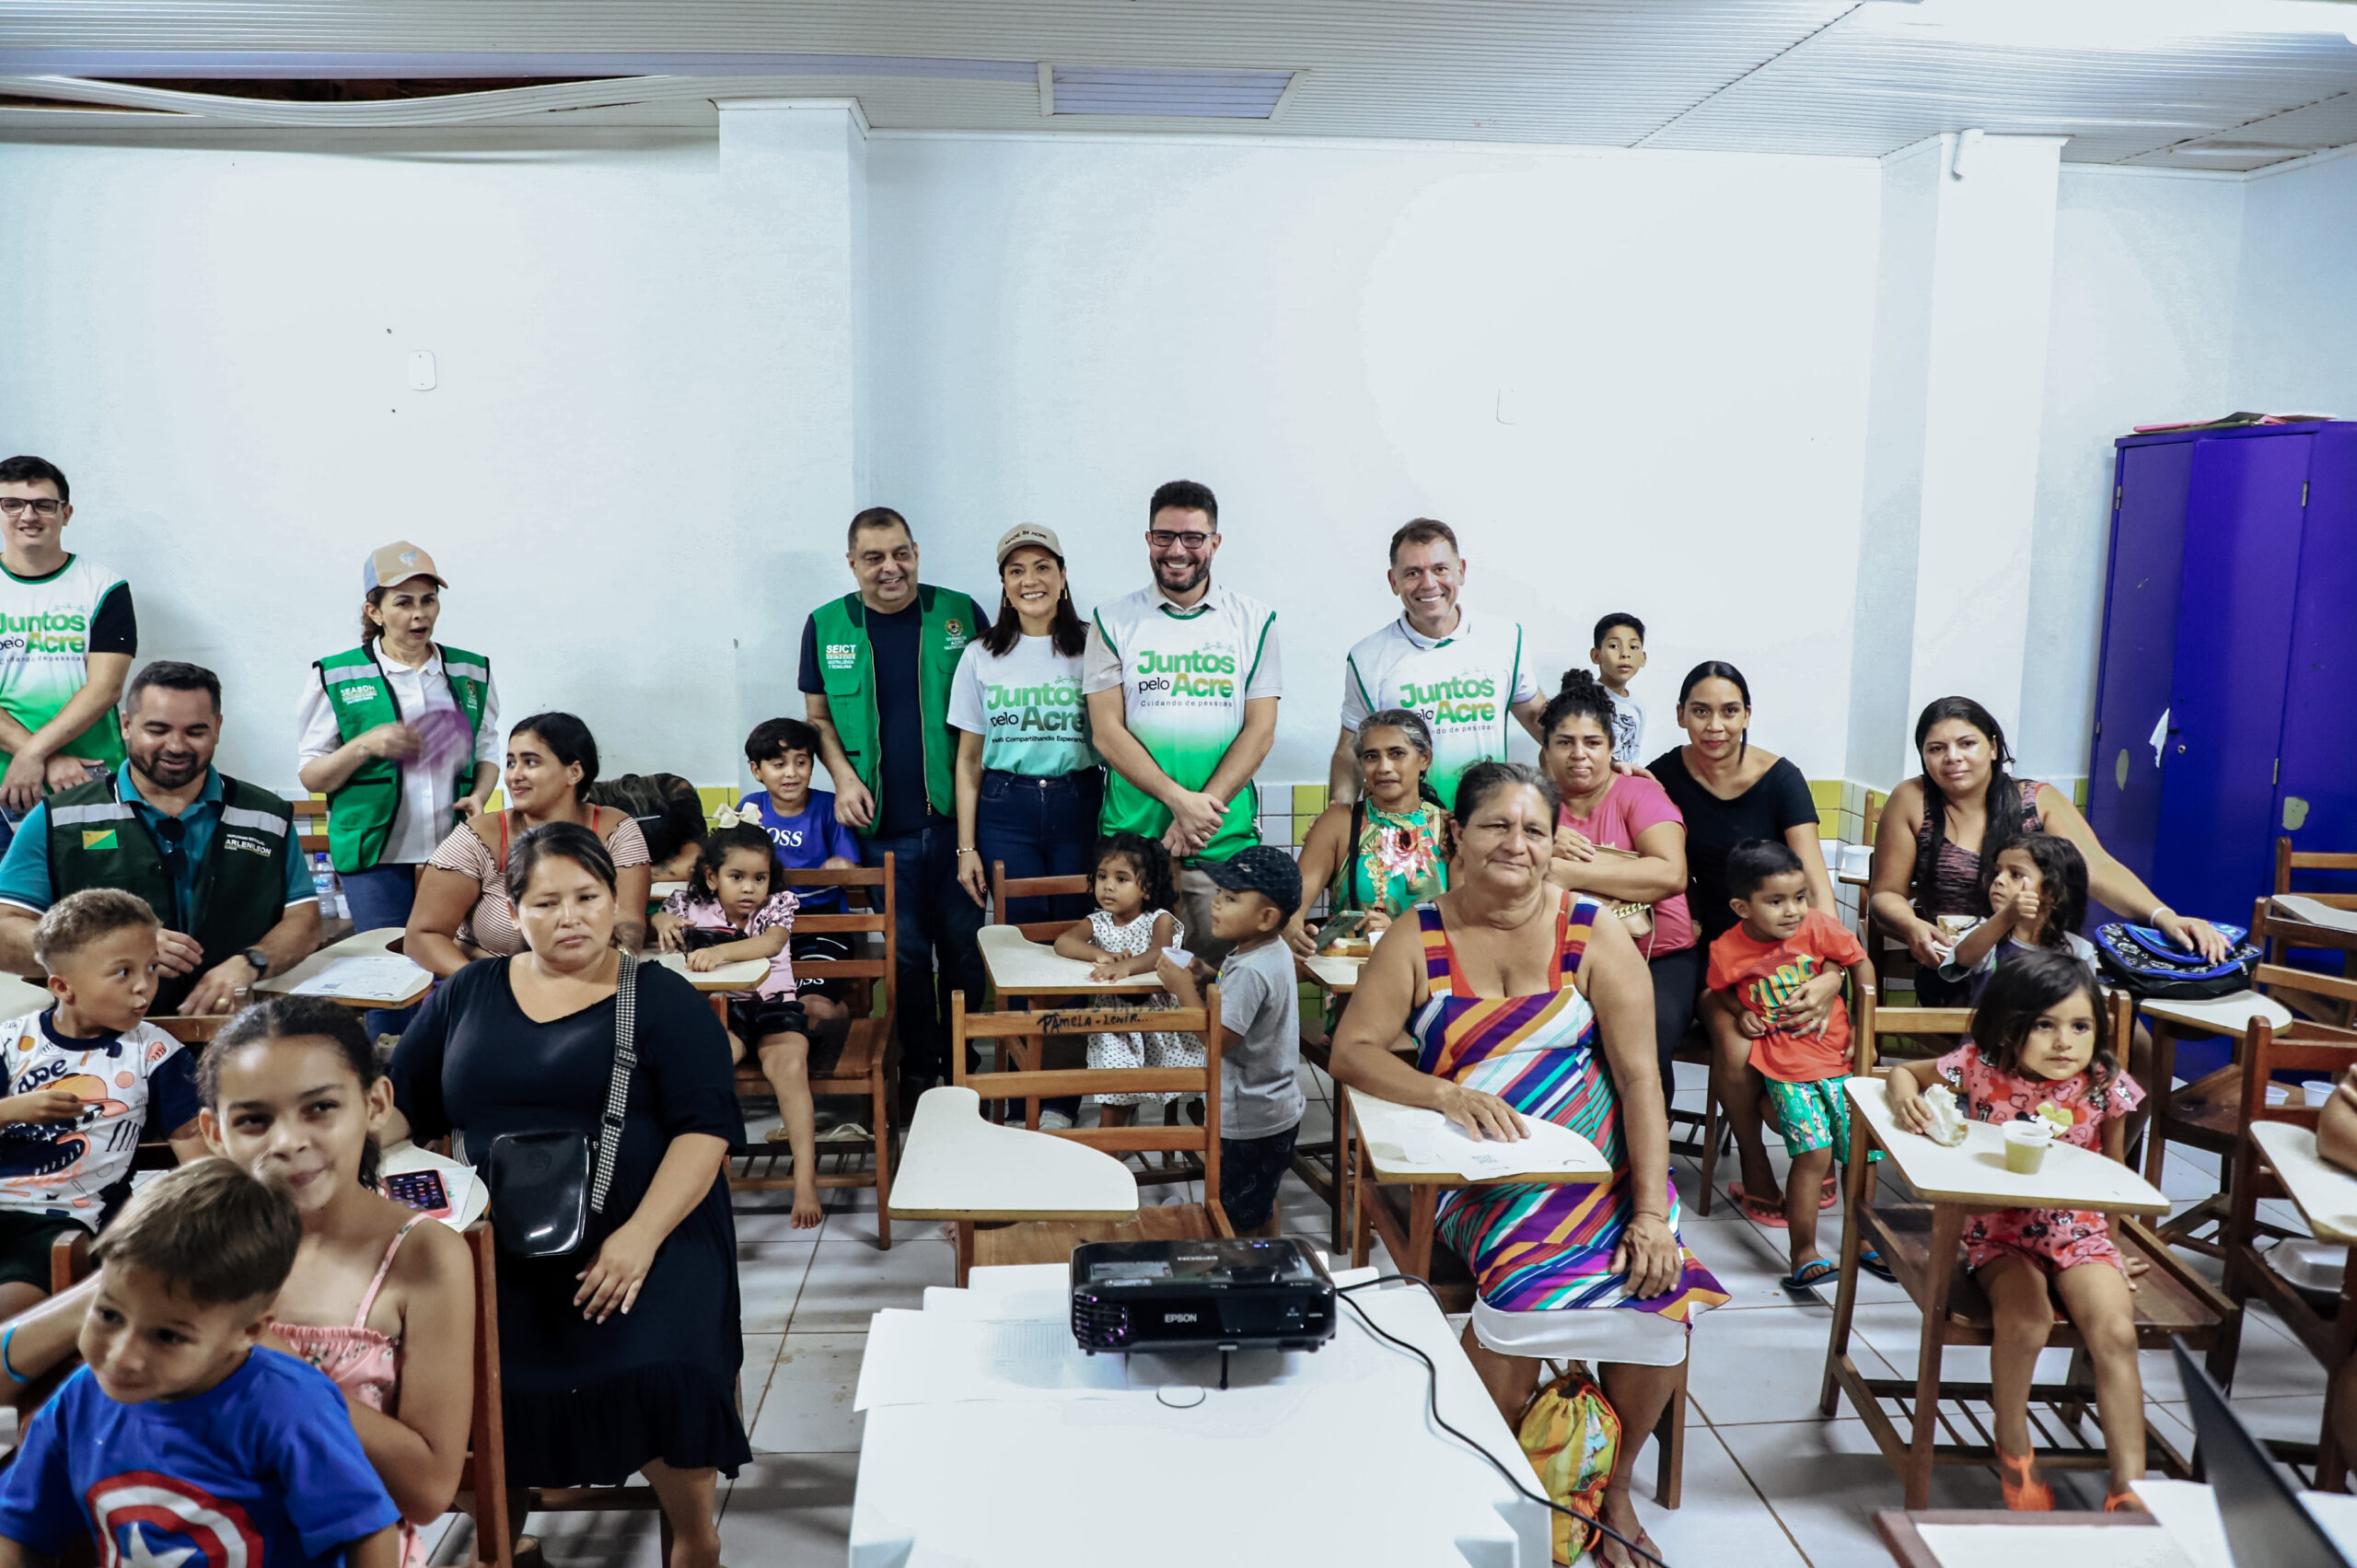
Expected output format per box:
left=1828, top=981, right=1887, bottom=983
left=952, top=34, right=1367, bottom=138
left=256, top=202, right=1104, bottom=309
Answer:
left=1157, top=845, right=1304, bottom=1237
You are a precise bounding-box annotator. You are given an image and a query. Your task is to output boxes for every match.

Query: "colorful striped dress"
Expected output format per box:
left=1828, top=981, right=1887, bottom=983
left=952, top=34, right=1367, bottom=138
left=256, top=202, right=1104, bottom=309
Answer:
left=1415, top=893, right=1726, bottom=1324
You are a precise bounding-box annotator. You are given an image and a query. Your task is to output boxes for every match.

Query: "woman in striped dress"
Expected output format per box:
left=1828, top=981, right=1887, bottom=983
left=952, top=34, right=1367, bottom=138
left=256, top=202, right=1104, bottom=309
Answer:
left=1333, top=761, right=1724, bottom=1568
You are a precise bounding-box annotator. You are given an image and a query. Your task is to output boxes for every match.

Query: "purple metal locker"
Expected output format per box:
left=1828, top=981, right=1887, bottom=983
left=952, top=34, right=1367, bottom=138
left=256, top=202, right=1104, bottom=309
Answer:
left=2084, top=436, right=2194, bottom=923
left=2273, top=422, right=2357, bottom=898
left=2151, top=430, right=2314, bottom=919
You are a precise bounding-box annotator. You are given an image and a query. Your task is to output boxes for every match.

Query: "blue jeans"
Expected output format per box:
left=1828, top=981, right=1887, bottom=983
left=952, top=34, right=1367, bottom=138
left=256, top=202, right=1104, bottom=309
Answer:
left=340, top=864, right=422, bottom=1042
left=863, top=816, right=987, bottom=1085
left=976, top=769, right=1102, bottom=1119
left=975, top=770, right=1103, bottom=925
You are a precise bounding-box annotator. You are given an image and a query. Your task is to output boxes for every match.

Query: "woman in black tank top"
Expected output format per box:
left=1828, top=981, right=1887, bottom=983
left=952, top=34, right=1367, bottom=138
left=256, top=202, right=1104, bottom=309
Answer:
left=1867, top=697, right=2230, bottom=1008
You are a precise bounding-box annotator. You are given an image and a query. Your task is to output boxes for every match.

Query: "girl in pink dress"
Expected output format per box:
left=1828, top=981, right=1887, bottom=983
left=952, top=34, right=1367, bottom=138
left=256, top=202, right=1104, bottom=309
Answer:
left=200, top=996, right=479, bottom=1567
left=1886, top=949, right=2148, bottom=1515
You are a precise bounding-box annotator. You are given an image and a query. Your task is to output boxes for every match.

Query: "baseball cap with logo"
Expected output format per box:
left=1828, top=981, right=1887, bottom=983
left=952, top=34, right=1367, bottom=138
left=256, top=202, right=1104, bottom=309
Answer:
left=994, top=524, right=1065, bottom=568
left=363, top=540, right=448, bottom=596
left=1202, top=844, right=1304, bottom=921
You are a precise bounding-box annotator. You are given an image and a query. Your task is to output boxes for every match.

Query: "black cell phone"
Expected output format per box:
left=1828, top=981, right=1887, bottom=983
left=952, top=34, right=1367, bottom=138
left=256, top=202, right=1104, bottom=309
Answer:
left=383, top=1169, right=452, bottom=1218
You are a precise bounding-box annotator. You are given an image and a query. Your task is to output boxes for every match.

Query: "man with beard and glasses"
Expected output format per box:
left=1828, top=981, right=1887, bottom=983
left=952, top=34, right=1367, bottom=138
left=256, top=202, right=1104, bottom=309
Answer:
left=0, top=662, right=319, bottom=1015
left=1085, top=479, right=1281, bottom=966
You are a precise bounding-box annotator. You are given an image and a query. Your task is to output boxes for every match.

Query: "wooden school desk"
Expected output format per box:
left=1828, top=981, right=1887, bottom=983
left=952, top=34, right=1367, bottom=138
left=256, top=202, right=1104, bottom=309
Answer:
left=1873, top=1511, right=2178, bottom=1568
left=886, top=1084, right=1137, bottom=1224
left=1293, top=952, right=1369, bottom=1246
left=1822, top=1074, right=2228, bottom=1508
left=1346, top=1084, right=1614, bottom=1275
left=977, top=923, right=1165, bottom=999
left=848, top=1261, right=1551, bottom=1566
left=256, top=926, right=433, bottom=1011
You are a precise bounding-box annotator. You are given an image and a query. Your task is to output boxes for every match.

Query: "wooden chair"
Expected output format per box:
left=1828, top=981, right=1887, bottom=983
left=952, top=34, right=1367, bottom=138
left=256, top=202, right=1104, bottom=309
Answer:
left=2141, top=912, right=2356, bottom=1255
left=450, top=1222, right=517, bottom=1568
left=984, top=862, right=1093, bottom=1130
left=1820, top=988, right=2233, bottom=1508
left=726, top=858, right=899, bottom=1249
left=2211, top=1015, right=2357, bottom=1490
left=1687, top=970, right=1875, bottom=1218
left=945, top=987, right=1228, bottom=1285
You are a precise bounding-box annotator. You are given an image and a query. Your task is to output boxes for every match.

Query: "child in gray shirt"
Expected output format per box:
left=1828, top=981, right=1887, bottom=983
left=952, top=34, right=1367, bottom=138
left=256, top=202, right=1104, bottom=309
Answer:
left=1155, top=845, right=1304, bottom=1236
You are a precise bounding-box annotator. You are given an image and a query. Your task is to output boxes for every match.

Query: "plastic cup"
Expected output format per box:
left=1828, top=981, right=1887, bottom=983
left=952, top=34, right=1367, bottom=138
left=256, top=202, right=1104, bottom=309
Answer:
left=2306, top=1080, right=2337, bottom=1109
left=1160, top=947, right=1193, bottom=969
left=2003, top=1121, right=2053, bottom=1175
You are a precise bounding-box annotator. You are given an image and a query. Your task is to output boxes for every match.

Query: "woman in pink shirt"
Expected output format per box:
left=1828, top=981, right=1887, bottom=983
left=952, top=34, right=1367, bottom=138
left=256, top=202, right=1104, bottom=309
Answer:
left=1540, top=669, right=1695, bottom=1092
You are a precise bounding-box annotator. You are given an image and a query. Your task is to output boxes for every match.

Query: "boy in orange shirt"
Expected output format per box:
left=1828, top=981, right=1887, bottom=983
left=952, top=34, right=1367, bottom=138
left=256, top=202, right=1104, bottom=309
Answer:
left=1707, top=839, right=1872, bottom=1290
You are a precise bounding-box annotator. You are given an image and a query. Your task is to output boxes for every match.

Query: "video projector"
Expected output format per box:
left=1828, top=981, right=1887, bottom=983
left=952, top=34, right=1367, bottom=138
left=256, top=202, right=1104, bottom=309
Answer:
left=1069, top=1237, right=1337, bottom=1354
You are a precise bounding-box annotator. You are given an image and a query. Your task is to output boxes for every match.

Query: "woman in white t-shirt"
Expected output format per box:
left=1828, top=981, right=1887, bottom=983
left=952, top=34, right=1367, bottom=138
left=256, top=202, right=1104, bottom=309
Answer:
left=951, top=526, right=1103, bottom=935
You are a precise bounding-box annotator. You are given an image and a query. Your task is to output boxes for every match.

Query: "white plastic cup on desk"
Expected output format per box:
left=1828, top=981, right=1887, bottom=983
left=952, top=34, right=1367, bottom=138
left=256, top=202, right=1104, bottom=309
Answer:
left=2306, top=1079, right=2337, bottom=1109
left=1160, top=947, right=1192, bottom=970
left=2003, top=1120, right=2053, bottom=1175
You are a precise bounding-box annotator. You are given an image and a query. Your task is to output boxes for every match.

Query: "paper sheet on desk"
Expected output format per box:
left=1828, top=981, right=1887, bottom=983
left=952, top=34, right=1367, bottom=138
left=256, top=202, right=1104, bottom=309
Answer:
left=1382, top=1106, right=1601, bottom=1179
left=287, top=956, right=427, bottom=1002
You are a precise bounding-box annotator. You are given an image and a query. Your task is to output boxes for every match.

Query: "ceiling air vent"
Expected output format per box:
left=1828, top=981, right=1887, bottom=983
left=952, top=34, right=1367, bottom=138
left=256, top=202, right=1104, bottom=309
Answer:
left=1042, top=65, right=1298, bottom=119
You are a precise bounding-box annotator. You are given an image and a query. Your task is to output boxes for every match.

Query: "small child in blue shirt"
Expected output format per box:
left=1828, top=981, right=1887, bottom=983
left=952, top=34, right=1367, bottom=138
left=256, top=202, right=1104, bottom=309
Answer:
left=0, top=1158, right=400, bottom=1568
left=739, top=717, right=863, bottom=1024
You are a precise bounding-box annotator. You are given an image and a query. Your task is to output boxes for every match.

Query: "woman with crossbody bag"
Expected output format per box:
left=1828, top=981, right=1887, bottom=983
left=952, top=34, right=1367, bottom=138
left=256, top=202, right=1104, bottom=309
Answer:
left=389, top=822, right=747, bottom=1568
left=1540, top=670, right=1695, bottom=1097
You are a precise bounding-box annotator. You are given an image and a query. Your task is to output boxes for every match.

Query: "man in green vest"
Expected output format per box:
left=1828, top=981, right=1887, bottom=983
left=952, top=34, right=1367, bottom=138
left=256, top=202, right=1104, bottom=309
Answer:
left=0, top=661, right=320, bottom=1016
left=798, top=506, right=992, bottom=1106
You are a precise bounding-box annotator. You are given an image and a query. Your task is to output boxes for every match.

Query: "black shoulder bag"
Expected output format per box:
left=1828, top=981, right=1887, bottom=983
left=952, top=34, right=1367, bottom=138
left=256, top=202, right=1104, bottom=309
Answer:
left=483, top=954, right=641, bottom=1260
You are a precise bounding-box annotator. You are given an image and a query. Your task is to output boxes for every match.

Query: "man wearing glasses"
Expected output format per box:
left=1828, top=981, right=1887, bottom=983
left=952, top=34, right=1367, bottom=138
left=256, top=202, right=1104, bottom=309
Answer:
left=0, top=662, right=319, bottom=1016
left=1332, top=517, right=1545, bottom=810
left=1085, top=479, right=1281, bottom=965
left=0, top=457, right=135, bottom=850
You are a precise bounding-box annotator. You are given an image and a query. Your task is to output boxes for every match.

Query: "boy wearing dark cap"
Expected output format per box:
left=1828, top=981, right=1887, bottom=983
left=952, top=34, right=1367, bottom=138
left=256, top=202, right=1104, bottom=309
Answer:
left=1155, top=844, right=1303, bottom=1236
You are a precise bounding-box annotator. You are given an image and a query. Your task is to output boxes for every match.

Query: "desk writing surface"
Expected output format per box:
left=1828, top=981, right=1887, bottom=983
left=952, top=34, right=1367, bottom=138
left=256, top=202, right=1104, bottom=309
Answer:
left=1903, top=1521, right=2189, bottom=1568
left=1844, top=1076, right=2170, bottom=1214
left=2137, top=990, right=2293, bottom=1036
left=850, top=1269, right=1549, bottom=1566
left=1305, top=954, right=1364, bottom=995
left=1347, top=1086, right=1612, bottom=1186
left=651, top=951, right=769, bottom=992
left=978, top=924, right=1162, bottom=996
left=887, top=1086, right=1137, bottom=1221
left=2272, top=894, right=2357, bottom=940
left=0, top=972, right=49, bottom=1017
left=256, top=927, right=432, bottom=1008
left=2253, top=1120, right=2357, bottom=1244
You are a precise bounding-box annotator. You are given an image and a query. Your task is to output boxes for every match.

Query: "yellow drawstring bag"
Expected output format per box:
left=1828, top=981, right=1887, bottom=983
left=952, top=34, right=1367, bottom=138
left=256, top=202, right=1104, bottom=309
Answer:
left=1515, top=1362, right=1621, bottom=1564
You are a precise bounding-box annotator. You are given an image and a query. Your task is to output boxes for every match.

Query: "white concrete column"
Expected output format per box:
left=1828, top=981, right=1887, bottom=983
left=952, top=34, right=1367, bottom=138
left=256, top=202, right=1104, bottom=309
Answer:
left=717, top=98, right=869, bottom=763
left=1846, top=133, right=2065, bottom=783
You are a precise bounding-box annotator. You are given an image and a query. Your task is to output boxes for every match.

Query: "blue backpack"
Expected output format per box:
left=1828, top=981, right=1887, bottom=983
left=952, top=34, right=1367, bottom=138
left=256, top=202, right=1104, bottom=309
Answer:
left=2093, top=921, right=2260, bottom=1000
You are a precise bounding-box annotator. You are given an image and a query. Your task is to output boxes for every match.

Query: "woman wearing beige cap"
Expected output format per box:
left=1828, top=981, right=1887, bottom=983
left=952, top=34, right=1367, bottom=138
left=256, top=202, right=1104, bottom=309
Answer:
left=297, top=541, right=499, bottom=1028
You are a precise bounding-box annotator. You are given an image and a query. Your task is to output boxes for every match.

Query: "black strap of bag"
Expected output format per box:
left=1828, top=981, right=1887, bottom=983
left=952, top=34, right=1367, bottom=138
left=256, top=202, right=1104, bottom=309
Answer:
left=591, top=952, right=639, bottom=1217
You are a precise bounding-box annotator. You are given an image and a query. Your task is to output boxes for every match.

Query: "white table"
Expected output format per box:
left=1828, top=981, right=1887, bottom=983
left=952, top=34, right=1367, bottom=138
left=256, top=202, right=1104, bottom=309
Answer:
left=256, top=926, right=433, bottom=1010
left=887, top=1086, right=1137, bottom=1222
left=849, top=1262, right=1550, bottom=1566
left=378, top=1141, right=490, bottom=1231
left=2253, top=1119, right=2357, bottom=1243
left=978, top=923, right=1163, bottom=998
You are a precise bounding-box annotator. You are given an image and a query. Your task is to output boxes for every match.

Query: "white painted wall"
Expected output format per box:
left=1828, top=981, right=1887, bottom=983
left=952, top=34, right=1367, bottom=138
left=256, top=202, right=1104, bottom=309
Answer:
left=2016, top=167, right=2244, bottom=787
left=2231, top=150, right=2357, bottom=420
left=0, top=128, right=736, bottom=794
left=1, top=118, right=2331, bottom=810
left=865, top=133, right=1882, bottom=785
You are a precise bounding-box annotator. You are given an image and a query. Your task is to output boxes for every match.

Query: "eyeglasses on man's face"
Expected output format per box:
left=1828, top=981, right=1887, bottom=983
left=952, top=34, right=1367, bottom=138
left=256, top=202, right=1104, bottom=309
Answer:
left=0, top=498, right=64, bottom=518
left=1147, top=529, right=1213, bottom=550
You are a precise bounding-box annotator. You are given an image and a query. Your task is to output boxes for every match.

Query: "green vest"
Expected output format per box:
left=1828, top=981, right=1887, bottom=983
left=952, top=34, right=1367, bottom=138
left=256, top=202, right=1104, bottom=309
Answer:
left=808, top=587, right=978, bottom=830
left=313, top=643, right=491, bottom=874
left=47, top=772, right=296, bottom=1015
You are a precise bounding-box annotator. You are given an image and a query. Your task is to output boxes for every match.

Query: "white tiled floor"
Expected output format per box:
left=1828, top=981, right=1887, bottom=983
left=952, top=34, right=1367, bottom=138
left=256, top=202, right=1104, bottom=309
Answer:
left=422, top=1061, right=2337, bottom=1568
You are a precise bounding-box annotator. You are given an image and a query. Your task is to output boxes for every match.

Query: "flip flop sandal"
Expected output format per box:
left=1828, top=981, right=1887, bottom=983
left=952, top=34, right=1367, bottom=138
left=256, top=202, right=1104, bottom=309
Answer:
left=1726, top=1180, right=1789, bottom=1228
left=1781, top=1258, right=1839, bottom=1294
left=1859, top=1249, right=1896, bottom=1283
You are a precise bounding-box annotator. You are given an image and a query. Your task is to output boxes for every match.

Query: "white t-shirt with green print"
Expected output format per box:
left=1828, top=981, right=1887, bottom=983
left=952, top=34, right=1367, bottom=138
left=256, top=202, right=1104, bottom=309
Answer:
left=1083, top=582, right=1281, bottom=863
left=1339, top=608, right=1537, bottom=811
left=0, top=555, right=134, bottom=766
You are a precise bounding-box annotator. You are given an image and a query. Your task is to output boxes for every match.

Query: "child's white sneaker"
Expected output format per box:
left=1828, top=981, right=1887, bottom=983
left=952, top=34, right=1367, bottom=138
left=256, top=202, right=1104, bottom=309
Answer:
left=1039, top=1109, right=1074, bottom=1132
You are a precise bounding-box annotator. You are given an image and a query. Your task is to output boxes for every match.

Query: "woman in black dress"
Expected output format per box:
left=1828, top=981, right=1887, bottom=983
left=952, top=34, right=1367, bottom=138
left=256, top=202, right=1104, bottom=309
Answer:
left=1646, top=661, right=1840, bottom=1227
left=391, top=821, right=747, bottom=1568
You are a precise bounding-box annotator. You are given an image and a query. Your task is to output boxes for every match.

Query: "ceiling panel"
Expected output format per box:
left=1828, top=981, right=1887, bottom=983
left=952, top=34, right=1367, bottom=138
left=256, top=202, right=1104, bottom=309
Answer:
left=0, top=1, right=2353, bottom=166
